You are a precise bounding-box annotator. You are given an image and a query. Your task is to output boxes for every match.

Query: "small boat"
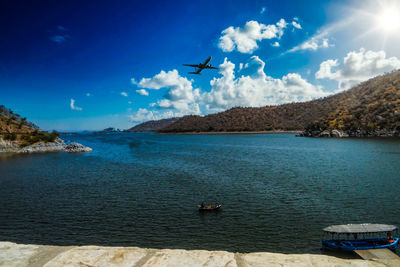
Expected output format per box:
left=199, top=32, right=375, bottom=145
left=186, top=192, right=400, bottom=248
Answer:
left=322, top=223, right=399, bottom=251
left=198, top=204, right=222, bottom=211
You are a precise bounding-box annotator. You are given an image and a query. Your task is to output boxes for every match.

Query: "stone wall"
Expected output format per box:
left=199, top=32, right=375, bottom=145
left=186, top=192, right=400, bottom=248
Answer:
left=0, top=242, right=397, bottom=267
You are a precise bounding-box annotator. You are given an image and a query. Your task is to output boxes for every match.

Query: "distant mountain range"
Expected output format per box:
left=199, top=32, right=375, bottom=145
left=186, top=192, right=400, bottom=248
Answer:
left=158, top=70, right=400, bottom=137
left=126, top=118, right=179, bottom=132
left=92, top=127, right=122, bottom=134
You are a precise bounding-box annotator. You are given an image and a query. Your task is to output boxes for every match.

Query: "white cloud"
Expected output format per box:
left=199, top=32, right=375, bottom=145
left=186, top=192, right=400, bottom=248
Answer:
left=238, top=62, right=249, bottom=71
left=129, top=108, right=184, bottom=123
left=288, top=37, right=330, bottom=53
left=129, top=108, right=156, bottom=122
left=316, top=48, right=400, bottom=90
left=260, top=7, right=266, bottom=14
left=50, top=26, right=70, bottom=43
left=136, top=69, right=200, bottom=114
left=70, top=99, right=82, bottom=111
left=292, top=21, right=302, bottom=29
left=57, top=25, right=67, bottom=31
left=203, top=57, right=328, bottom=111
left=321, top=39, right=329, bottom=48
left=276, top=19, right=288, bottom=37
left=136, top=89, right=149, bottom=96
left=121, top=92, right=128, bottom=97
left=218, top=19, right=288, bottom=53
left=315, top=59, right=339, bottom=79
left=285, top=18, right=357, bottom=54
left=272, top=42, right=280, bottom=47
left=50, top=35, right=67, bottom=43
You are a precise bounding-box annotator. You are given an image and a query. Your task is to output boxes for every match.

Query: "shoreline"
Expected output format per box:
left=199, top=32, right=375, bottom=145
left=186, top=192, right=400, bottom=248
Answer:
left=0, top=137, right=92, bottom=154
left=1, top=241, right=395, bottom=267
left=158, top=130, right=301, bottom=135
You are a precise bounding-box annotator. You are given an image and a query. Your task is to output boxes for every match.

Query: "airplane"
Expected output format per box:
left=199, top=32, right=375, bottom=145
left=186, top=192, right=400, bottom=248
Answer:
left=183, top=56, right=218, bottom=74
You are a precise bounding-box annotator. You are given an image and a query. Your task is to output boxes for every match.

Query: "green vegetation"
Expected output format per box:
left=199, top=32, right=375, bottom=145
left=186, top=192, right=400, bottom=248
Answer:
left=20, top=131, right=59, bottom=146
left=4, top=133, right=16, bottom=141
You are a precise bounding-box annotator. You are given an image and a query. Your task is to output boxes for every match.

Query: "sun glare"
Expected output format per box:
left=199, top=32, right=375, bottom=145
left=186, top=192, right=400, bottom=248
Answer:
left=377, top=7, right=400, bottom=32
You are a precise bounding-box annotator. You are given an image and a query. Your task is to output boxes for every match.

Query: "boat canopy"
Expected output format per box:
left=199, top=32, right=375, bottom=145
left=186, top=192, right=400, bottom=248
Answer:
left=323, top=224, right=398, bottom=234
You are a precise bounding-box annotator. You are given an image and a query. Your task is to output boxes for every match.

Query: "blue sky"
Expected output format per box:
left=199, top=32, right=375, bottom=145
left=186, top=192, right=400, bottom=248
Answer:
left=1, top=0, right=400, bottom=131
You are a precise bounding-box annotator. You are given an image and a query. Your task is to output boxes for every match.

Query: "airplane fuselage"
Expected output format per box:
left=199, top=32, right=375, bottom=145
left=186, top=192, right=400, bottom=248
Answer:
left=183, top=56, right=217, bottom=74
left=199, top=56, right=212, bottom=68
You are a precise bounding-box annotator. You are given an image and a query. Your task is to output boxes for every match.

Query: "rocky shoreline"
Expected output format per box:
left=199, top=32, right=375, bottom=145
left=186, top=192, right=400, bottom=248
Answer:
left=159, top=130, right=301, bottom=135
left=1, top=241, right=397, bottom=267
left=298, top=128, right=400, bottom=138
left=0, top=137, right=92, bottom=153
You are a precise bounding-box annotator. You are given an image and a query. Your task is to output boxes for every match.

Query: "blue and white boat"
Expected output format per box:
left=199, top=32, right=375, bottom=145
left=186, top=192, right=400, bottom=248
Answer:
left=322, top=223, right=399, bottom=251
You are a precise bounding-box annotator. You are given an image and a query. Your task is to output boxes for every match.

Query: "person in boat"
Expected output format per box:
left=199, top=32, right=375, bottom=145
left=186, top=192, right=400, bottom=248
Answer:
left=200, top=202, right=205, bottom=208
left=387, top=232, right=393, bottom=240
left=386, top=232, right=394, bottom=243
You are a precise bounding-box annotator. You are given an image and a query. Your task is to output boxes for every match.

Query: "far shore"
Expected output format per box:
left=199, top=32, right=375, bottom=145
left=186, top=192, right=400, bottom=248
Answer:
left=158, top=130, right=301, bottom=135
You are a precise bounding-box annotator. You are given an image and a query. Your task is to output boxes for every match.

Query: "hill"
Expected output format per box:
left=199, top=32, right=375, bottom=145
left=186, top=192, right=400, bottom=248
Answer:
left=92, top=127, right=122, bottom=134
left=159, top=98, right=340, bottom=133
left=300, top=70, right=400, bottom=137
left=0, top=105, right=93, bottom=152
left=126, top=118, right=179, bottom=132
left=0, top=105, right=59, bottom=148
left=0, top=105, right=39, bottom=134
left=159, top=70, right=400, bottom=137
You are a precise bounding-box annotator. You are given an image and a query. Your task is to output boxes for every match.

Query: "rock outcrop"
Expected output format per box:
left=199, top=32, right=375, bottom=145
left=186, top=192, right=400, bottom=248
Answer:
left=0, top=138, right=21, bottom=152
left=64, top=142, right=93, bottom=153
left=0, top=137, right=92, bottom=153
left=0, top=241, right=397, bottom=267
left=299, top=128, right=400, bottom=138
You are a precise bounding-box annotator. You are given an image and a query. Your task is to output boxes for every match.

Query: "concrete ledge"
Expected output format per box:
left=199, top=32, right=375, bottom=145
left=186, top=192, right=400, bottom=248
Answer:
left=0, top=241, right=395, bottom=267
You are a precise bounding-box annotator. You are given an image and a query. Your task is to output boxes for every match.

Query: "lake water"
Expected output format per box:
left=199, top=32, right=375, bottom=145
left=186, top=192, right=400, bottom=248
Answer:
left=0, top=133, right=399, bottom=253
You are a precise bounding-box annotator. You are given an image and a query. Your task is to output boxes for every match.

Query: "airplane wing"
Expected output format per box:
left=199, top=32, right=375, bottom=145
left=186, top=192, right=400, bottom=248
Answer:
left=183, top=64, right=200, bottom=67
left=189, top=69, right=202, bottom=74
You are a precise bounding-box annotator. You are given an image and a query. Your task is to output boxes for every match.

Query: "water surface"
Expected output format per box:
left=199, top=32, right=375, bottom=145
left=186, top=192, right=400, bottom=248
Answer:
left=0, top=133, right=399, bottom=253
